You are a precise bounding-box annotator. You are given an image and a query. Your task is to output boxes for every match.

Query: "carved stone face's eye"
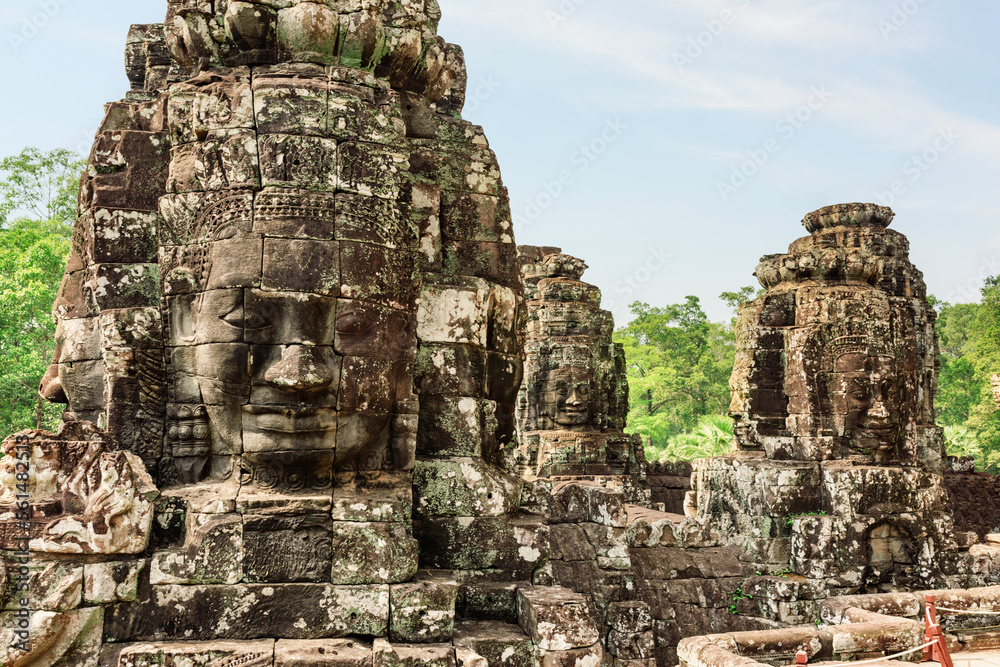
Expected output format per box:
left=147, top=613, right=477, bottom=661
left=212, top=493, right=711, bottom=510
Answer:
left=213, top=224, right=239, bottom=241
left=242, top=309, right=274, bottom=333
left=336, top=310, right=375, bottom=336
left=848, top=378, right=872, bottom=401
left=221, top=302, right=245, bottom=327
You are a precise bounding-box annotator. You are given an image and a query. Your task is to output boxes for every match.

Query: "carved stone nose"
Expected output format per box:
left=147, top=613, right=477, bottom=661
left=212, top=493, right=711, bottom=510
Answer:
left=39, top=364, right=68, bottom=404
left=263, top=346, right=336, bottom=392
left=868, top=399, right=889, bottom=419
left=566, top=388, right=585, bottom=406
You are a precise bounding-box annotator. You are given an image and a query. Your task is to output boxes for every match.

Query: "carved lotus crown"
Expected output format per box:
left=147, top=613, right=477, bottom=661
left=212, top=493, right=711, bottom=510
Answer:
left=754, top=203, right=901, bottom=289
left=754, top=248, right=884, bottom=289
left=802, top=202, right=895, bottom=234
left=165, top=0, right=460, bottom=102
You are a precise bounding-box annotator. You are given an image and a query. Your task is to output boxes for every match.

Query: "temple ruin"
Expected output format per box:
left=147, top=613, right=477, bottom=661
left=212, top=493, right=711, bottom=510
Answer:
left=2, top=2, right=1000, bottom=666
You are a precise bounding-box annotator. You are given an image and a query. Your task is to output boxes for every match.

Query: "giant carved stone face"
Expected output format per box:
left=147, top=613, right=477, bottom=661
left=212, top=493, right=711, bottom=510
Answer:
left=542, top=366, right=594, bottom=430
left=825, top=350, right=903, bottom=460
left=41, top=68, right=421, bottom=491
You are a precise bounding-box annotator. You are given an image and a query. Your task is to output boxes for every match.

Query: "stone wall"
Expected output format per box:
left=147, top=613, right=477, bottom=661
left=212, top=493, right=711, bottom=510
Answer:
left=946, top=470, right=1000, bottom=539
left=648, top=461, right=693, bottom=515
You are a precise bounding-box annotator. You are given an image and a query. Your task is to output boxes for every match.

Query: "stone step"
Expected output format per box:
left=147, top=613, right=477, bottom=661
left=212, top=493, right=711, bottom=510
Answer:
left=454, top=621, right=534, bottom=667
left=105, top=572, right=461, bottom=644
left=98, top=634, right=539, bottom=667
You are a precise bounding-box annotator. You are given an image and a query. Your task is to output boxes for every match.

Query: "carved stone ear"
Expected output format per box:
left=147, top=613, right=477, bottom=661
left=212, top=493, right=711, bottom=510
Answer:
left=166, top=11, right=219, bottom=74
left=224, top=1, right=278, bottom=64
left=276, top=3, right=337, bottom=64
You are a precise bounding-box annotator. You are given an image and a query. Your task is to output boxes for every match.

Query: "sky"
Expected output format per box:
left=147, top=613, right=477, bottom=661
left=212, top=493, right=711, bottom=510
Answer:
left=1, top=0, right=998, bottom=323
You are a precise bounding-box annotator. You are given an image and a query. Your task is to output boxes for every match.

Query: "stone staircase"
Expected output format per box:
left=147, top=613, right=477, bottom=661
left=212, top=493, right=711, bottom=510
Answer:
left=98, top=576, right=602, bottom=666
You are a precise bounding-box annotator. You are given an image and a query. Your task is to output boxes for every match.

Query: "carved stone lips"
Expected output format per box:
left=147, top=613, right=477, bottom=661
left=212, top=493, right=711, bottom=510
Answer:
left=243, top=405, right=338, bottom=433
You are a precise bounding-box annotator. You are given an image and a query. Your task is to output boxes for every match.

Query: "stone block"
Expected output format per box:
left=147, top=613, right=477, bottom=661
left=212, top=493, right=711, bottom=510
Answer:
left=254, top=73, right=329, bottom=136
left=516, top=586, right=600, bottom=651
left=534, top=644, right=603, bottom=667
left=337, top=142, right=407, bottom=200
left=327, top=89, right=404, bottom=146
left=413, top=458, right=520, bottom=518
left=457, top=582, right=520, bottom=623
left=276, top=3, right=338, bottom=65
left=439, top=192, right=508, bottom=243
left=205, top=238, right=264, bottom=290
left=415, top=343, right=486, bottom=398
left=416, top=281, right=489, bottom=347
left=150, top=513, right=242, bottom=585
left=389, top=571, right=459, bottom=643
left=330, top=521, right=418, bottom=585
left=455, top=648, right=488, bottom=667
left=168, top=75, right=254, bottom=145
left=254, top=187, right=338, bottom=239
left=260, top=134, right=339, bottom=190
left=104, top=639, right=275, bottom=667
left=373, top=640, right=455, bottom=667
left=89, top=208, right=160, bottom=264
left=243, top=513, right=333, bottom=583
left=0, top=558, right=82, bottom=612
left=550, top=483, right=627, bottom=527
left=332, top=473, right=412, bottom=523
left=454, top=621, right=534, bottom=667
left=167, top=130, right=260, bottom=193
left=336, top=193, right=408, bottom=247
left=443, top=241, right=520, bottom=290
left=90, top=263, right=160, bottom=310
left=83, top=560, right=147, bottom=604
left=262, top=238, right=341, bottom=296
left=54, top=269, right=99, bottom=320
left=419, top=516, right=548, bottom=576
left=275, top=639, right=373, bottom=667
left=104, top=584, right=390, bottom=641
left=0, top=607, right=103, bottom=667
left=340, top=241, right=415, bottom=308
left=417, top=395, right=484, bottom=457
left=549, top=524, right=597, bottom=562
left=55, top=317, right=103, bottom=363
left=159, top=189, right=256, bottom=246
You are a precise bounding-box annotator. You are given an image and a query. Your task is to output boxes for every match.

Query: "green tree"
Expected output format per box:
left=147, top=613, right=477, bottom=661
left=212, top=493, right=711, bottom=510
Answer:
left=964, top=279, right=1000, bottom=471
left=647, top=414, right=735, bottom=463
left=0, top=148, right=84, bottom=435
left=719, top=286, right=763, bottom=324
left=0, top=147, right=83, bottom=225
left=935, top=301, right=982, bottom=426
left=614, top=297, right=736, bottom=454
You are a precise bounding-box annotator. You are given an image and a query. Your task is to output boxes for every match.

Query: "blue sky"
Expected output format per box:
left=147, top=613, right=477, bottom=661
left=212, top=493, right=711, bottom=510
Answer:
left=2, top=0, right=998, bottom=322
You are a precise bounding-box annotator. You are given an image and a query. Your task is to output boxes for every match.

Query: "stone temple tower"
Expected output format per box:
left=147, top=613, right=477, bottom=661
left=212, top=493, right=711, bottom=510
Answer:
left=0, top=2, right=610, bottom=664
left=692, top=203, right=964, bottom=593
left=516, top=246, right=647, bottom=500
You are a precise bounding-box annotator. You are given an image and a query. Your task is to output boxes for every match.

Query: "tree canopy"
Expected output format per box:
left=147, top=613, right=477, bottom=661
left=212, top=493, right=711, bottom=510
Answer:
left=614, top=293, right=751, bottom=460
left=0, top=148, right=84, bottom=434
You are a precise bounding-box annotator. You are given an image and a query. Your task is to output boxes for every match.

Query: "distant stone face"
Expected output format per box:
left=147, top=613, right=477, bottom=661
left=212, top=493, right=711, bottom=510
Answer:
left=691, top=204, right=961, bottom=592
left=516, top=246, right=643, bottom=483
left=729, top=203, right=943, bottom=467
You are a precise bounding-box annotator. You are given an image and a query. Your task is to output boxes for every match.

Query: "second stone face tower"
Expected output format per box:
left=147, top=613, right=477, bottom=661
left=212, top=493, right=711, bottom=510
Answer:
left=516, top=246, right=646, bottom=498
left=693, top=204, right=962, bottom=593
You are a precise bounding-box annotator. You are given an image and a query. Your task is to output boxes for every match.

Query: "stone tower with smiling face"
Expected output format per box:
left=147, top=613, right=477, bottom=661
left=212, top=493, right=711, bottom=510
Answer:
left=515, top=246, right=647, bottom=499
left=0, top=2, right=610, bottom=665
left=692, top=204, right=966, bottom=593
